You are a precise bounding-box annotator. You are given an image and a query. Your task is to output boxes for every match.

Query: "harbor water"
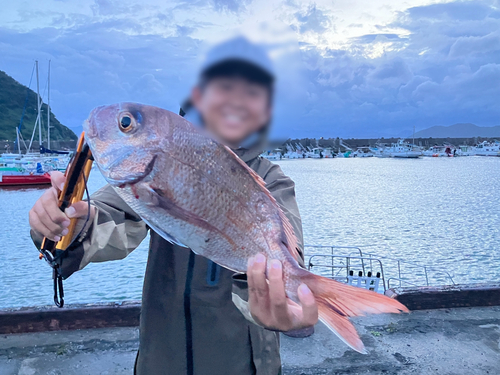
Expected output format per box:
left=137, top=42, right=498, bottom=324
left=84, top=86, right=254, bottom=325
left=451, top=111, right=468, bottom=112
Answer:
left=0, top=157, right=498, bottom=308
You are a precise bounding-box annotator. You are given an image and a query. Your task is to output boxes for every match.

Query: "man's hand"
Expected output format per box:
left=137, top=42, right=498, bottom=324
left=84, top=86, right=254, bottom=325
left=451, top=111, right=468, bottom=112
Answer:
left=247, top=253, right=319, bottom=332
left=29, top=171, right=94, bottom=241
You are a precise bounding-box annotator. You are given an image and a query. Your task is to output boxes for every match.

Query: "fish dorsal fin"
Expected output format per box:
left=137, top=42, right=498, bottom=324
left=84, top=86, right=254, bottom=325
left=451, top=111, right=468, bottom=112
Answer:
left=222, top=145, right=301, bottom=263
left=222, top=145, right=266, bottom=186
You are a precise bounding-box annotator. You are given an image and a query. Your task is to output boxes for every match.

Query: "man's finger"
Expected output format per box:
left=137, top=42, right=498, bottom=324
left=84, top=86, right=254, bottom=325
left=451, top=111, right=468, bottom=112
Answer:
left=66, top=201, right=93, bottom=219
left=250, top=253, right=269, bottom=299
left=35, top=204, right=68, bottom=235
left=297, top=284, right=319, bottom=326
left=247, top=256, right=259, bottom=305
left=247, top=256, right=255, bottom=286
left=268, top=260, right=289, bottom=322
left=50, top=171, right=66, bottom=192
left=40, top=191, right=70, bottom=227
left=29, top=210, right=61, bottom=242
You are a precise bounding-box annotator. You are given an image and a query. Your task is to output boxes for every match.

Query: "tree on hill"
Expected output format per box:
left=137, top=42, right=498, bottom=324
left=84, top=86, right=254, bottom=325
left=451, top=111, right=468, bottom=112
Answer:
left=0, top=69, right=77, bottom=144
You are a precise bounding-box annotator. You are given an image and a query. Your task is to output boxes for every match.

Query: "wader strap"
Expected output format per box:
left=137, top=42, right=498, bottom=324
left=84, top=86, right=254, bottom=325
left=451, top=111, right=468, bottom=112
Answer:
left=53, top=267, right=64, bottom=308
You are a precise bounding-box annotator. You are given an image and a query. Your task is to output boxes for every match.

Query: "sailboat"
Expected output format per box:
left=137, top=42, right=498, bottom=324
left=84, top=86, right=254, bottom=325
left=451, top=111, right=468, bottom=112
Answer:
left=0, top=61, right=57, bottom=186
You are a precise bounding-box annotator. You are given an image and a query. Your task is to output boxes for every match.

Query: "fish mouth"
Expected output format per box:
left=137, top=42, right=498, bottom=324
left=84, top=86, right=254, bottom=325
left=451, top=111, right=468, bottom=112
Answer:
left=125, top=155, right=158, bottom=186
left=104, top=154, right=158, bottom=187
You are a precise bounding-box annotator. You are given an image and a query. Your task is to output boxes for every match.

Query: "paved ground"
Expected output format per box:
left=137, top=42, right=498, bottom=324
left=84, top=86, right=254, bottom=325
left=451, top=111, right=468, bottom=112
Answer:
left=1, top=306, right=500, bottom=375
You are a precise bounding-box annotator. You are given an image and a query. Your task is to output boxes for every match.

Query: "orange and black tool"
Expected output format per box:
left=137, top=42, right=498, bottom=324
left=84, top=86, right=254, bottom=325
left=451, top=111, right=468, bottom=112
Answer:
left=39, top=132, right=93, bottom=307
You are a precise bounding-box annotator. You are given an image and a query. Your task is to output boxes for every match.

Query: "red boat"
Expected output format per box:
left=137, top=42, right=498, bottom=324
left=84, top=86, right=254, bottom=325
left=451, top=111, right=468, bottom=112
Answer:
left=0, top=173, right=51, bottom=187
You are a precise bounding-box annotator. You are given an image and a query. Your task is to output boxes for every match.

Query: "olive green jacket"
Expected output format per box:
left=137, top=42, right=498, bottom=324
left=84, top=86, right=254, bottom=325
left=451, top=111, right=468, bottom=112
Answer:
left=33, top=148, right=304, bottom=375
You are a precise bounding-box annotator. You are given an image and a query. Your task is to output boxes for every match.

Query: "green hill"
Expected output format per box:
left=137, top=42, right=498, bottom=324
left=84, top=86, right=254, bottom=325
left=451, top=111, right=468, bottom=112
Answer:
left=0, top=69, right=77, bottom=143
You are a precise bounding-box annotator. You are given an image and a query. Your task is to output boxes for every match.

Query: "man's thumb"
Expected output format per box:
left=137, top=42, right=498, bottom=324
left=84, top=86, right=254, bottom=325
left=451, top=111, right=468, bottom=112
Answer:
left=65, top=201, right=92, bottom=219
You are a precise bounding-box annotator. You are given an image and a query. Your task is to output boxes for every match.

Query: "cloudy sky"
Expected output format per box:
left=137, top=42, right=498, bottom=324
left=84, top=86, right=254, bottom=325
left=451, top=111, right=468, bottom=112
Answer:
left=1, top=0, right=499, bottom=138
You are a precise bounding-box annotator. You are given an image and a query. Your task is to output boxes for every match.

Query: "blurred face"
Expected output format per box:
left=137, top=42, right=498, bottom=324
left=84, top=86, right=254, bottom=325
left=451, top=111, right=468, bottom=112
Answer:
left=192, top=76, right=271, bottom=148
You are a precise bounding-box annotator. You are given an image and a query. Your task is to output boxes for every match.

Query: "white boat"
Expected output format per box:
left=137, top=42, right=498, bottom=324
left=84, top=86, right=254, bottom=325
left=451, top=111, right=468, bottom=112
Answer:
left=281, top=143, right=301, bottom=159
left=336, top=150, right=353, bottom=158
left=423, top=146, right=445, bottom=157
left=351, top=147, right=374, bottom=158
left=369, top=146, right=389, bottom=158
left=383, top=139, right=422, bottom=158
left=337, top=139, right=353, bottom=158
left=322, top=147, right=335, bottom=158
left=306, top=148, right=323, bottom=159
left=456, top=145, right=474, bottom=156
left=473, top=141, right=500, bottom=157
left=0, top=155, right=40, bottom=172
left=282, top=151, right=301, bottom=159
left=260, top=149, right=282, bottom=160
left=423, top=145, right=455, bottom=157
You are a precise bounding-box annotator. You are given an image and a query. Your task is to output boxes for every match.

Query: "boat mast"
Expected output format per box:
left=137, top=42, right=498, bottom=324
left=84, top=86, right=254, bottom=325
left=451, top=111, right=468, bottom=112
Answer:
left=16, top=128, right=21, bottom=154
left=36, top=60, right=42, bottom=153
left=28, top=61, right=41, bottom=154
left=47, top=60, right=51, bottom=150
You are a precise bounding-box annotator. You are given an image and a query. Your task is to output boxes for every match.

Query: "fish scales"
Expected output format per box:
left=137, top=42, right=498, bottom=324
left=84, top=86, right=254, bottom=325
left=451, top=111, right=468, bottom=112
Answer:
left=171, top=123, right=282, bottom=269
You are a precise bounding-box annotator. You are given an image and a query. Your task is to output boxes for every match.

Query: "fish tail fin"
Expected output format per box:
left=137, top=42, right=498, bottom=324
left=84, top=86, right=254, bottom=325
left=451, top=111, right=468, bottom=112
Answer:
left=300, top=271, right=409, bottom=354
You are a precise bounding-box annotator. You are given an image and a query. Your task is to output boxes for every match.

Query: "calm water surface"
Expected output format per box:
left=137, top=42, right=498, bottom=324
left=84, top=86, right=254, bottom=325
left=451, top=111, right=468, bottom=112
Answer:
left=0, top=157, right=498, bottom=308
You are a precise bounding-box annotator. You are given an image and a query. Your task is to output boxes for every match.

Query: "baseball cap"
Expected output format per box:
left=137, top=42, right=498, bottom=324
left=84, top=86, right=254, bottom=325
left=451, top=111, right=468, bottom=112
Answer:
left=180, top=36, right=275, bottom=116
left=199, top=36, right=275, bottom=83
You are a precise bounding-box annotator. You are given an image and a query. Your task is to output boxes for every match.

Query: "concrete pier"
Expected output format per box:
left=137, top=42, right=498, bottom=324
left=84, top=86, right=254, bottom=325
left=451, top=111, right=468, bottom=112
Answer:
left=2, top=306, right=500, bottom=374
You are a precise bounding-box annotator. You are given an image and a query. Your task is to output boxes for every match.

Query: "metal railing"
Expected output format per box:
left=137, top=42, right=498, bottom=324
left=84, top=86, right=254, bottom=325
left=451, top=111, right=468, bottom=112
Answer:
left=305, top=245, right=455, bottom=291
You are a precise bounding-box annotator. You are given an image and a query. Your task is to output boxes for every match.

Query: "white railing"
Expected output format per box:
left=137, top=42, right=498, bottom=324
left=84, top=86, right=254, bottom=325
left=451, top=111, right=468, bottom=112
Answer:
left=305, top=245, right=455, bottom=292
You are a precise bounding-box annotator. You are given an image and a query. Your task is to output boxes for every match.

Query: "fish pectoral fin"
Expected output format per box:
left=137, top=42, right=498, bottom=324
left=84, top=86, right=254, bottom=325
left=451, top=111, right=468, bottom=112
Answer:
left=143, top=184, right=234, bottom=248
left=144, top=185, right=208, bottom=226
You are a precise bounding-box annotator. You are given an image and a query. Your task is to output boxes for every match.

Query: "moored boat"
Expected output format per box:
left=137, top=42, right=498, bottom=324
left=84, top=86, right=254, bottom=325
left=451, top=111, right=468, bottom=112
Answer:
left=260, top=149, right=282, bottom=160
left=352, top=147, right=374, bottom=158
left=384, top=139, right=422, bottom=158
left=0, top=152, right=52, bottom=187
left=306, top=148, right=322, bottom=158
left=456, top=145, right=474, bottom=156
left=423, top=145, right=455, bottom=157
left=473, top=141, right=500, bottom=157
left=0, top=172, right=51, bottom=186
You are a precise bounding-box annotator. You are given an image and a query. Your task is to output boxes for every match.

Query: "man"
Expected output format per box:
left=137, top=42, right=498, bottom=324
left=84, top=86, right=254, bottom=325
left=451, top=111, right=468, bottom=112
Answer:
left=29, top=36, right=318, bottom=375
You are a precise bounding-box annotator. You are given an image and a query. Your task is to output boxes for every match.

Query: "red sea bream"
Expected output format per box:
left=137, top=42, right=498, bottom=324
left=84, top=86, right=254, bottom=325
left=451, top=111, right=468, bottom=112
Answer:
left=83, top=102, right=409, bottom=353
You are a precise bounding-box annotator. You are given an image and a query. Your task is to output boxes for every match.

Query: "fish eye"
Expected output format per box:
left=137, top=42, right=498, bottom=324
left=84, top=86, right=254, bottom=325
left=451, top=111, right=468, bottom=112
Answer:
left=119, top=114, right=135, bottom=133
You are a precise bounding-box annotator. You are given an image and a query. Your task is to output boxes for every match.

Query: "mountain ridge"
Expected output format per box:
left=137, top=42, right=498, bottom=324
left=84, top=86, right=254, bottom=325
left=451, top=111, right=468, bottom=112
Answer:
left=412, top=123, right=500, bottom=138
